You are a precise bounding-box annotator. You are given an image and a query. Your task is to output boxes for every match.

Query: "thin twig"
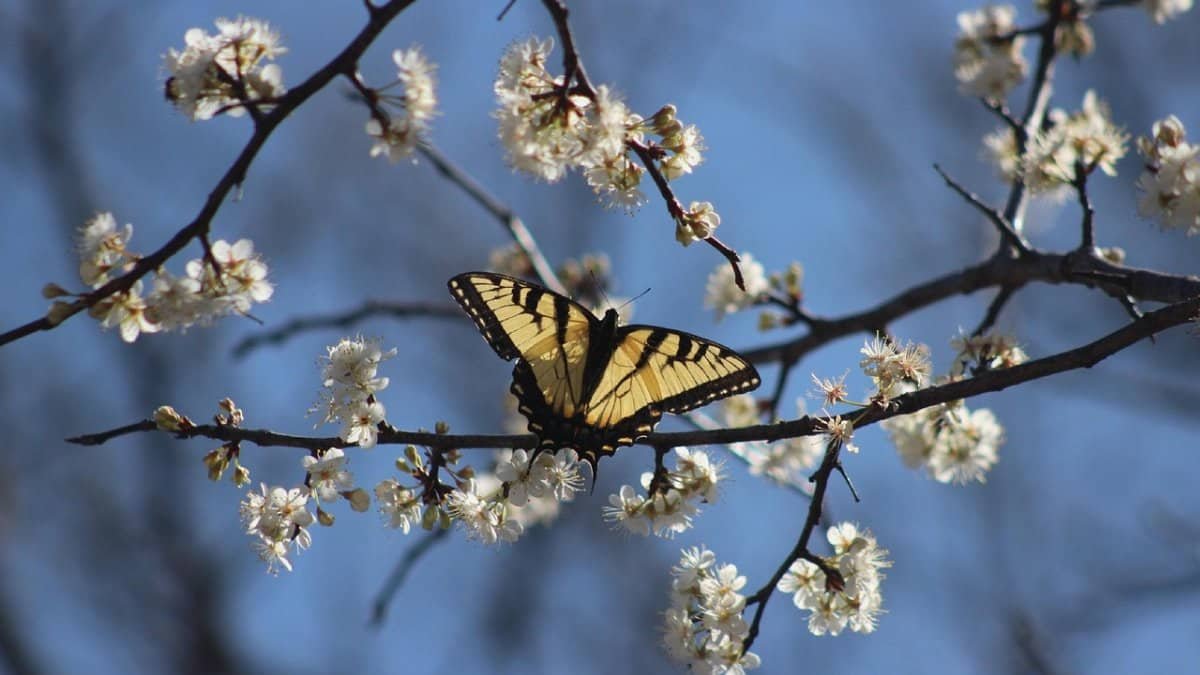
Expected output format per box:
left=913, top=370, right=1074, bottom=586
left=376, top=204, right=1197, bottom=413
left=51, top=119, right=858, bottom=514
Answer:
left=934, top=164, right=1029, bottom=254
left=70, top=294, right=1200, bottom=451
left=742, top=437, right=844, bottom=653
left=417, top=143, right=567, bottom=296
left=369, top=529, right=449, bottom=626
left=974, top=286, right=1018, bottom=336
left=233, top=300, right=462, bottom=357
left=1073, top=160, right=1096, bottom=250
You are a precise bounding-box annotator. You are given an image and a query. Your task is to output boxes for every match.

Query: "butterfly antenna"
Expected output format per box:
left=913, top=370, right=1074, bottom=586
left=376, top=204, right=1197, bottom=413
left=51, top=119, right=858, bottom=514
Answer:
left=618, top=287, right=652, bottom=314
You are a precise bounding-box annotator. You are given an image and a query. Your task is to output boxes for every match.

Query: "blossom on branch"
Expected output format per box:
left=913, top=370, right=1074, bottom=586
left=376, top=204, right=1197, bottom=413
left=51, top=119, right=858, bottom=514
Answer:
left=953, top=5, right=1027, bottom=101
left=1136, top=115, right=1200, bottom=235
left=602, top=448, right=724, bottom=538
left=704, top=252, right=767, bottom=320
left=663, top=546, right=761, bottom=673
left=777, top=523, right=891, bottom=636
left=882, top=399, right=1004, bottom=484
left=313, top=337, right=396, bottom=448
left=239, top=483, right=315, bottom=574
left=1022, top=90, right=1128, bottom=194
left=366, top=46, right=438, bottom=162
left=164, top=16, right=286, bottom=121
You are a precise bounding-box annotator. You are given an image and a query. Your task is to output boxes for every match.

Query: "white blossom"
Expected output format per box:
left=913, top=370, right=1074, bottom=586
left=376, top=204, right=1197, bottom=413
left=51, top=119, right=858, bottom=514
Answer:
left=1136, top=115, right=1200, bottom=235
left=446, top=479, right=523, bottom=544
left=953, top=5, right=1027, bottom=100
left=1023, top=90, right=1128, bottom=194
left=239, top=483, right=315, bottom=574
left=663, top=546, right=760, bottom=672
left=302, top=448, right=355, bottom=503
left=881, top=401, right=1004, bottom=484
left=704, top=253, right=767, bottom=320
left=366, top=46, right=438, bottom=162
left=602, top=449, right=721, bottom=538
left=375, top=479, right=423, bottom=533
left=164, top=16, right=285, bottom=121
left=76, top=212, right=133, bottom=287
left=776, top=523, right=890, bottom=636
left=313, top=337, right=396, bottom=447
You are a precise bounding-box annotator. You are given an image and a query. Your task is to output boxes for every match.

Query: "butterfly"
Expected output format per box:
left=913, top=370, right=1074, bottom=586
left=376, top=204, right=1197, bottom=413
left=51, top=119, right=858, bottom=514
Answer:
left=448, top=271, right=761, bottom=476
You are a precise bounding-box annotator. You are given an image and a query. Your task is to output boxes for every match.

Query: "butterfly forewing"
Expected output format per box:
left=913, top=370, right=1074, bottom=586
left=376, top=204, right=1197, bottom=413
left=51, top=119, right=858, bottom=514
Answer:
left=449, top=272, right=593, bottom=417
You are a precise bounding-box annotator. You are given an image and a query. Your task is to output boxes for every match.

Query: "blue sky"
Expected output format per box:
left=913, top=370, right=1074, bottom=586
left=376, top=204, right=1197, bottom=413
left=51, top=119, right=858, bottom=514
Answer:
left=1, top=1, right=1198, bottom=673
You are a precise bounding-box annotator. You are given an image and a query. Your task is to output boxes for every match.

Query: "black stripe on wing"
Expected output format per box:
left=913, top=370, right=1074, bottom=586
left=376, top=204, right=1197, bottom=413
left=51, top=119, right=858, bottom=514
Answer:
left=448, top=273, right=524, bottom=360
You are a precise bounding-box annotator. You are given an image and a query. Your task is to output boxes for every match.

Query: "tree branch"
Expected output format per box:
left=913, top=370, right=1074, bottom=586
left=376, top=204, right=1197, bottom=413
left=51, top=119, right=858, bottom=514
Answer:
left=934, top=164, right=1030, bottom=254
left=69, top=295, right=1200, bottom=451
left=0, top=0, right=419, bottom=349
left=233, top=300, right=462, bottom=357
left=417, top=143, right=568, bottom=296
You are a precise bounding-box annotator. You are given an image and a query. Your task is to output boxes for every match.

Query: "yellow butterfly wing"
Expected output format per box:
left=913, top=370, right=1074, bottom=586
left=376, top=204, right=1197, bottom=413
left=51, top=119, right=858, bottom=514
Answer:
left=584, top=326, right=761, bottom=432
left=448, top=272, right=594, bottom=419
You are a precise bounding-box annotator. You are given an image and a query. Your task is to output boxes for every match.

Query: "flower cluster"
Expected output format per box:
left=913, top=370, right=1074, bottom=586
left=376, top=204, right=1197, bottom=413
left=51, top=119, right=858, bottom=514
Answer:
left=375, top=443, right=469, bottom=535
left=953, top=5, right=1027, bottom=101
left=446, top=479, right=525, bottom=545
left=603, top=448, right=722, bottom=538
left=164, top=16, right=285, bottom=121
left=495, top=448, right=584, bottom=511
left=62, top=213, right=274, bottom=342
left=1136, top=115, right=1200, bottom=235
left=777, top=523, right=891, bottom=636
left=704, top=253, right=768, bottom=320
left=366, top=47, right=439, bottom=162
left=1021, top=90, right=1128, bottom=194
left=881, top=400, right=1003, bottom=484
left=239, top=483, right=315, bottom=574
left=859, top=335, right=932, bottom=405
left=494, top=38, right=710, bottom=219
left=313, top=337, right=396, bottom=448
left=663, top=546, right=761, bottom=673
left=950, top=330, right=1028, bottom=376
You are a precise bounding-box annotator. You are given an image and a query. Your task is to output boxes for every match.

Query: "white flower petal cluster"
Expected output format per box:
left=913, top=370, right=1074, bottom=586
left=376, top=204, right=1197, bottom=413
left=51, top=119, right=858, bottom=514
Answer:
left=495, top=37, right=733, bottom=215
left=374, top=478, right=424, bottom=533
left=663, top=546, right=761, bottom=674
left=704, top=253, right=768, bottom=320
left=1142, top=0, right=1193, bottom=23
left=950, top=331, right=1028, bottom=376
left=777, top=523, right=891, bottom=636
left=1023, top=90, right=1128, bottom=194
left=747, top=435, right=822, bottom=486
left=1136, top=116, right=1200, bottom=235
left=487, top=244, right=534, bottom=279
left=366, top=47, right=438, bottom=162
left=982, top=126, right=1022, bottom=182
left=676, top=201, right=721, bottom=246
left=314, top=337, right=396, bottom=448
left=164, top=16, right=285, bottom=121
left=77, top=212, right=134, bottom=287
left=71, top=214, right=274, bottom=342
left=446, top=479, right=524, bottom=545
left=881, top=401, right=1003, bottom=484
left=859, top=335, right=931, bottom=404
left=495, top=449, right=584, bottom=509
left=302, top=448, right=357, bottom=504
left=239, top=483, right=315, bottom=574
left=953, top=5, right=1027, bottom=101
left=602, top=448, right=722, bottom=538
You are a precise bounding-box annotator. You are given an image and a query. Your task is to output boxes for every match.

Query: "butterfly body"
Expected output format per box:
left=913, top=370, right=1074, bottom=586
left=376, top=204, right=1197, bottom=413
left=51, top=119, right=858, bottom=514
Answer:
left=449, top=272, right=760, bottom=472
